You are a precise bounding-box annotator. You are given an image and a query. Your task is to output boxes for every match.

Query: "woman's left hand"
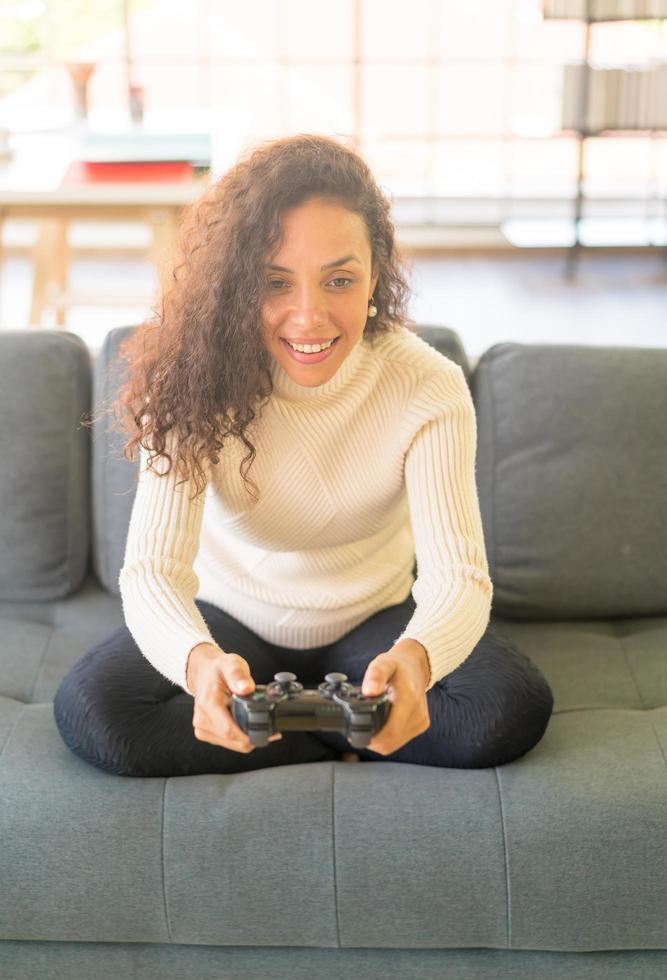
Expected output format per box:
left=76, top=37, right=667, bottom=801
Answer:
left=360, top=640, right=432, bottom=755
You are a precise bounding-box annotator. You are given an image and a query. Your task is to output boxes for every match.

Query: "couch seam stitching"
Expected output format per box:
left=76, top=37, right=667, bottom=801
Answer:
left=494, top=765, right=512, bottom=949
left=67, top=344, right=74, bottom=594
left=484, top=349, right=498, bottom=585
left=29, top=623, right=56, bottom=704
left=331, top=763, right=342, bottom=947
left=616, top=632, right=645, bottom=710
left=102, top=338, right=111, bottom=591
left=617, top=628, right=667, bottom=793
left=161, top=778, right=173, bottom=943
left=649, top=720, right=667, bottom=773
left=0, top=702, right=29, bottom=765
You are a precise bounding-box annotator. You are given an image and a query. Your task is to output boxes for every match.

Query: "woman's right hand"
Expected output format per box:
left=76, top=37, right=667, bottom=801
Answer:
left=186, top=642, right=283, bottom=753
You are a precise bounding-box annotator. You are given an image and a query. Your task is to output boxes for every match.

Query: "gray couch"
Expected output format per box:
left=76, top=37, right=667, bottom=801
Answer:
left=1, top=324, right=665, bottom=980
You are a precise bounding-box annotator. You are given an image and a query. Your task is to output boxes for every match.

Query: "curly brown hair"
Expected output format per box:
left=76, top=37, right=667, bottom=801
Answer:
left=86, top=132, right=417, bottom=503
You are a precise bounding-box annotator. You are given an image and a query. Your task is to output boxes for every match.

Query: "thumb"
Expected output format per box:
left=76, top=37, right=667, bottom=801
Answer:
left=362, top=660, right=389, bottom=696
left=223, top=657, right=255, bottom=694
left=231, top=674, right=254, bottom=694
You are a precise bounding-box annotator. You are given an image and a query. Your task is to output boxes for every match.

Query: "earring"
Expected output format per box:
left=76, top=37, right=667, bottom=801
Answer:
left=367, top=295, right=377, bottom=317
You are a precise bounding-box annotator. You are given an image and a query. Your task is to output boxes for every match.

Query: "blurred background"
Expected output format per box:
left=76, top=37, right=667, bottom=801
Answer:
left=0, top=0, right=665, bottom=367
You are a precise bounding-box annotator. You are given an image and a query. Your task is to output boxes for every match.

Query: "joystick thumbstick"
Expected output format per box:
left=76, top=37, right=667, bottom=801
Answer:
left=324, top=672, right=348, bottom=689
left=274, top=671, right=297, bottom=686
left=272, top=671, right=302, bottom=695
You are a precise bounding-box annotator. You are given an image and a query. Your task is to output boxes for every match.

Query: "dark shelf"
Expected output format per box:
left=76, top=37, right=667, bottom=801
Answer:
left=543, top=5, right=667, bottom=275
left=543, top=15, right=667, bottom=21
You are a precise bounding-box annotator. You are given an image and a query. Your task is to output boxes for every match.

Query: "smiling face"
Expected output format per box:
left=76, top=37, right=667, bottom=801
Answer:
left=260, top=197, right=379, bottom=387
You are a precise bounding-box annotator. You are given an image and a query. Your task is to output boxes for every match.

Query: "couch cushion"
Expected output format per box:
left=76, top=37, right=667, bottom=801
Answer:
left=0, top=330, right=91, bottom=602
left=473, top=343, right=667, bottom=619
left=1, top=580, right=666, bottom=951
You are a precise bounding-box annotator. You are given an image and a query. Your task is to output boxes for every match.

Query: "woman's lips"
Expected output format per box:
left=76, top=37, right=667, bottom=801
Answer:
left=282, top=337, right=338, bottom=344
left=280, top=336, right=340, bottom=364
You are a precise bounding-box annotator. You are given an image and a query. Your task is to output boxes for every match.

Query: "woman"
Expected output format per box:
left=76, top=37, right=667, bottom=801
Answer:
left=53, top=133, right=554, bottom=778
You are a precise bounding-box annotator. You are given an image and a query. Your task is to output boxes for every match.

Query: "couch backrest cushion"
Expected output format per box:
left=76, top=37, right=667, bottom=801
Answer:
left=0, top=330, right=91, bottom=601
left=473, top=342, right=667, bottom=620
left=93, top=322, right=469, bottom=596
left=91, top=325, right=144, bottom=596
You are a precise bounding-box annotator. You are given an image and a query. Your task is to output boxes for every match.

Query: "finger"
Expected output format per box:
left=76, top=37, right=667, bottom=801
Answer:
left=206, top=695, right=258, bottom=743
left=368, top=711, right=429, bottom=755
left=194, top=724, right=283, bottom=751
left=198, top=703, right=251, bottom=747
left=367, top=733, right=401, bottom=755
left=195, top=700, right=255, bottom=750
left=194, top=725, right=255, bottom=752
left=366, top=694, right=412, bottom=755
left=361, top=667, right=391, bottom=752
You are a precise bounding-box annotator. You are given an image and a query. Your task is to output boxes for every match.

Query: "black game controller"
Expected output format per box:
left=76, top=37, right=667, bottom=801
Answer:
left=231, top=671, right=391, bottom=749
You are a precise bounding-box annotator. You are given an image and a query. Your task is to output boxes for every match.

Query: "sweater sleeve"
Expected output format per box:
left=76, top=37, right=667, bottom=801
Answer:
left=117, top=430, right=217, bottom=696
left=395, top=365, right=493, bottom=690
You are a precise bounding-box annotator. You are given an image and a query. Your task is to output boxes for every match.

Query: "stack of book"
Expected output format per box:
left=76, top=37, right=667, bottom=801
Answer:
left=562, top=62, right=667, bottom=130
left=60, top=130, right=211, bottom=187
left=544, top=0, right=667, bottom=17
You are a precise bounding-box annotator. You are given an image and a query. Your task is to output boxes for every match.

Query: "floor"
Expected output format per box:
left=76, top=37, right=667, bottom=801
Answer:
left=1, top=246, right=666, bottom=367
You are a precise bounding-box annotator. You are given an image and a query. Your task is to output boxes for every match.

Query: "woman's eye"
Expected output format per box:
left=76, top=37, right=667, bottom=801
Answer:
left=266, top=277, right=352, bottom=291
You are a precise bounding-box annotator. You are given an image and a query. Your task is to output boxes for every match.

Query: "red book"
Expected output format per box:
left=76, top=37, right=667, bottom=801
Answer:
left=60, top=160, right=195, bottom=186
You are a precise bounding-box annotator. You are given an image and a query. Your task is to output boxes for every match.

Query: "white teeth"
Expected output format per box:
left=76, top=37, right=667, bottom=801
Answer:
left=286, top=338, right=335, bottom=353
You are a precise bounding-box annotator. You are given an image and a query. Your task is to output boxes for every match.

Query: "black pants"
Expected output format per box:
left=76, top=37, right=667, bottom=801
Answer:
left=53, top=594, right=554, bottom=778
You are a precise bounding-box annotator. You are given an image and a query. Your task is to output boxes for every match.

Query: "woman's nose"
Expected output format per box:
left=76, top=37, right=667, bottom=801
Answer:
left=289, top=285, right=328, bottom=320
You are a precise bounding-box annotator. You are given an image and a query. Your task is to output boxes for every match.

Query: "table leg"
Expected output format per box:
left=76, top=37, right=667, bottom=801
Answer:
left=29, top=219, right=70, bottom=327
left=147, top=208, right=179, bottom=300
left=0, top=208, right=5, bottom=326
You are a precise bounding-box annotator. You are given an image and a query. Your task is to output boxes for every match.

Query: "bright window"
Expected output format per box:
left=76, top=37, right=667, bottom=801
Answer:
left=1, top=0, right=666, bottom=225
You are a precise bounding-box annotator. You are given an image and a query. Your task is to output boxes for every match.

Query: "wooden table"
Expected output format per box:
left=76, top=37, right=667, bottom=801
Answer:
left=0, top=131, right=212, bottom=326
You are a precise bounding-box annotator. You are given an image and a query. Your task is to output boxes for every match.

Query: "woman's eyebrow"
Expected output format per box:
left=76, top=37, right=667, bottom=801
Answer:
left=264, top=254, right=362, bottom=273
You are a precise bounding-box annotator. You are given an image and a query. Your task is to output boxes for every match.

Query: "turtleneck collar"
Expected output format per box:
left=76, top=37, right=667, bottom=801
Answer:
left=268, top=334, right=367, bottom=401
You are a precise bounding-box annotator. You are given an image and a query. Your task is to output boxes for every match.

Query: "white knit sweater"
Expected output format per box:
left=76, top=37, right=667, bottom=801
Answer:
left=118, top=325, right=493, bottom=696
